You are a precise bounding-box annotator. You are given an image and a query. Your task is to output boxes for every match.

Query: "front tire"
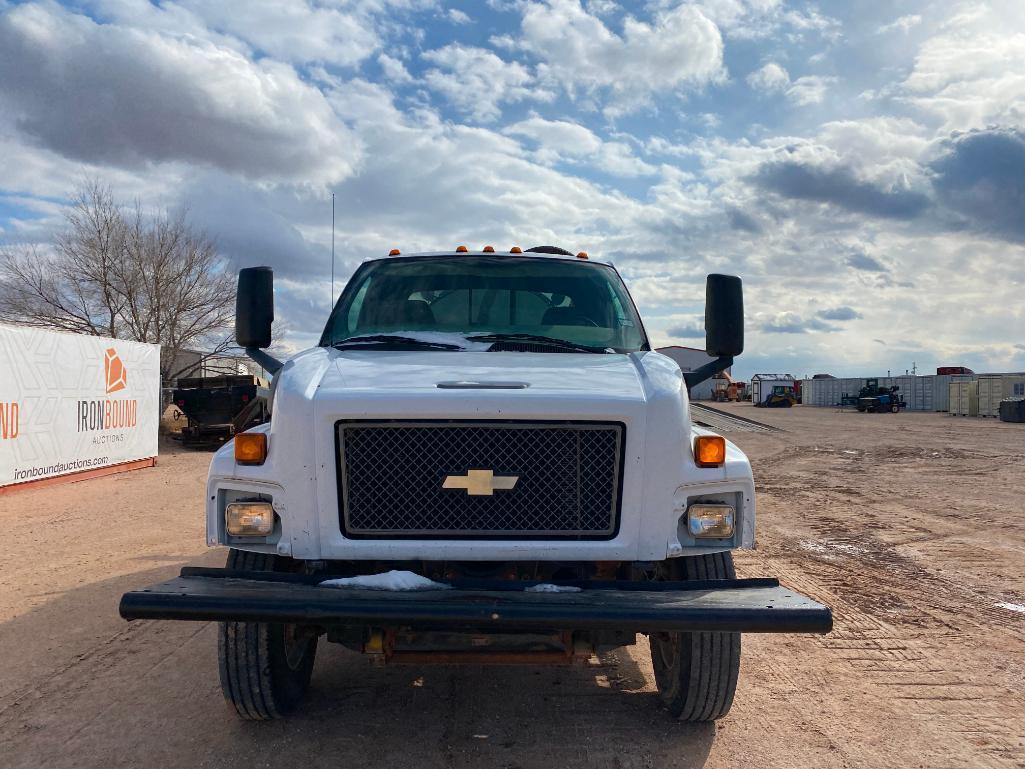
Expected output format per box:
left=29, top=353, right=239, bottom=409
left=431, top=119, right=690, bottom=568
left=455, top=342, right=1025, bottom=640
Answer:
left=218, top=549, right=318, bottom=720
left=649, top=552, right=741, bottom=721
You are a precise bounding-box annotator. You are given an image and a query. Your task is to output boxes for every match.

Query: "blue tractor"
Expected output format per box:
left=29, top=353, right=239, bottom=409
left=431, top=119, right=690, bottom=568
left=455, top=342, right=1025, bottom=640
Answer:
left=856, top=379, right=906, bottom=413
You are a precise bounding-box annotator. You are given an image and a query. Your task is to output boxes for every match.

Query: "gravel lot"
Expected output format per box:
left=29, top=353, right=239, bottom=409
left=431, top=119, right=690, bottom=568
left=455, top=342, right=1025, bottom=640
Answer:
left=2, top=404, right=1023, bottom=769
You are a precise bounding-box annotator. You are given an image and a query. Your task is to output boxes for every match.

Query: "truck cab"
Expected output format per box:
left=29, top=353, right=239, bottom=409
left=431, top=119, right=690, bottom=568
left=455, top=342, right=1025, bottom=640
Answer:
left=121, top=247, right=830, bottom=722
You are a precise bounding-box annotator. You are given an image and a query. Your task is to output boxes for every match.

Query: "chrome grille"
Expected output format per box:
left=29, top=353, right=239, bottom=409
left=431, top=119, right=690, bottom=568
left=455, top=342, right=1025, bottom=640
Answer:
left=337, top=421, right=623, bottom=538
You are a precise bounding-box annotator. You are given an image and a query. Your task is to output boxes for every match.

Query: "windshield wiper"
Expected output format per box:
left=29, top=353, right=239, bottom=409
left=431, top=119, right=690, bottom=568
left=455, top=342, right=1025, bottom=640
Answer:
left=331, top=334, right=463, bottom=350
left=466, top=333, right=612, bottom=354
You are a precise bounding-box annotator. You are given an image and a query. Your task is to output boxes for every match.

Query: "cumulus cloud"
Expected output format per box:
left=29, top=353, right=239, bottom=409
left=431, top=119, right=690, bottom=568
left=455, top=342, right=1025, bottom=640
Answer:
left=877, top=14, right=922, bottom=34
left=666, top=318, right=705, bottom=339
left=930, top=127, right=1025, bottom=242
left=785, top=75, right=837, bottom=105
left=503, top=116, right=656, bottom=176
left=504, top=117, right=603, bottom=159
left=447, top=8, right=472, bottom=24
left=0, top=3, right=359, bottom=183
left=753, top=160, right=930, bottom=219
left=378, top=53, right=414, bottom=84
left=846, top=252, right=886, bottom=272
left=513, top=0, right=724, bottom=112
left=759, top=312, right=834, bottom=334
left=747, top=62, right=790, bottom=93
left=817, top=306, right=862, bottom=321
left=2, top=0, right=1025, bottom=377
left=422, top=44, right=548, bottom=121
left=901, top=6, right=1025, bottom=130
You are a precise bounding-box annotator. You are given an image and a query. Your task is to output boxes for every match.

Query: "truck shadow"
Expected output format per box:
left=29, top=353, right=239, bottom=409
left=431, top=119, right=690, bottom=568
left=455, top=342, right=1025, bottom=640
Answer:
left=0, top=562, right=717, bottom=769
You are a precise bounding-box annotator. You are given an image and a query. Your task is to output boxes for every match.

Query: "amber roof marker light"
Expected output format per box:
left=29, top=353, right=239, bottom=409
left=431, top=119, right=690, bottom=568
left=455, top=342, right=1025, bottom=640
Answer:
left=576, top=251, right=589, bottom=260
left=456, top=245, right=468, bottom=253
left=510, top=246, right=522, bottom=253
left=388, top=248, right=401, bottom=256
left=482, top=245, right=495, bottom=253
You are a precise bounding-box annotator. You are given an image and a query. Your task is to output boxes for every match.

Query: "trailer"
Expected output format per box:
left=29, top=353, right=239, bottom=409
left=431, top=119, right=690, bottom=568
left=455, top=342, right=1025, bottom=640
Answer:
left=751, top=374, right=797, bottom=408
left=172, top=375, right=269, bottom=448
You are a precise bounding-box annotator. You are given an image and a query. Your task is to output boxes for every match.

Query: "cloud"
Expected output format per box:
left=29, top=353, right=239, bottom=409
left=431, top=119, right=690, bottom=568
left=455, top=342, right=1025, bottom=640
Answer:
left=447, top=8, right=472, bottom=24
left=513, top=0, right=724, bottom=112
left=846, top=252, right=886, bottom=272
left=817, top=306, right=862, bottom=321
left=752, top=160, right=930, bottom=219
left=504, top=117, right=603, bottom=158
left=877, top=14, right=922, bottom=34
left=422, top=44, right=549, bottom=121
left=759, top=312, right=834, bottom=334
left=666, top=317, right=705, bottom=339
left=785, top=75, right=837, bottom=105
left=503, top=116, right=656, bottom=176
left=0, top=3, right=359, bottom=183
left=378, top=53, right=414, bottom=84
left=747, top=62, right=790, bottom=93
left=901, top=6, right=1025, bottom=130
left=930, top=127, right=1025, bottom=242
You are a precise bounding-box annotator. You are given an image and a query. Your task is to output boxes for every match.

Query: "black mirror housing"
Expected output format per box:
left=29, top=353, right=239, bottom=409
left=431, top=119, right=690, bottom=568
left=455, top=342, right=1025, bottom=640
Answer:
left=236, top=267, right=274, bottom=349
left=705, top=274, right=744, bottom=358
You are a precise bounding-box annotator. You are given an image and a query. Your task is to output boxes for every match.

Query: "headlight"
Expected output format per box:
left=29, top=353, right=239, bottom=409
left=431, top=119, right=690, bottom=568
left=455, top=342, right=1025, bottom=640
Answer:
left=688, top=503, right=735, bottom=538
left=226, top=501, right=274, bottom=536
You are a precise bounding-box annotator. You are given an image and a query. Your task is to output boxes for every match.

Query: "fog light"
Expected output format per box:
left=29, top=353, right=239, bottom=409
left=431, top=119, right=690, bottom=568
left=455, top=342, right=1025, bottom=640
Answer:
left=688, top=504, right=735, bottom=538
left=226, top=502, right=274, bottom=536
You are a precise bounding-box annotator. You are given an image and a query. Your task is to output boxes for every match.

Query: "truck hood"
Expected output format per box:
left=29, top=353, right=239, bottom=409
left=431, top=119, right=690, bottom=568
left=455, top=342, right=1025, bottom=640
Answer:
left=314, top=349, right=654, bottom=400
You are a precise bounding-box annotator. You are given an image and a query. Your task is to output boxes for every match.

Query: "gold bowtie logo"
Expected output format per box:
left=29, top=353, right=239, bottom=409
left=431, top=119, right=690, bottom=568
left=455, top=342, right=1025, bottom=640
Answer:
left=443, top=469, right=518, bottom=496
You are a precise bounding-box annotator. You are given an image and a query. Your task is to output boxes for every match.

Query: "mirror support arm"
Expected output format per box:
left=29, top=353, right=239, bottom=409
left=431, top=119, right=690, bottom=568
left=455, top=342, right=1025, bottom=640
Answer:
left=683, top=355, right=733, bottom=390
left=245, top=347, right=283, bottom=376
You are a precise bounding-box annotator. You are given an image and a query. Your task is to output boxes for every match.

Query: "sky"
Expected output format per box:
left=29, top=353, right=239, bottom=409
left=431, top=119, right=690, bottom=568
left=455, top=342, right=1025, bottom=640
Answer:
left=0, top=0, right=1023, bottom=379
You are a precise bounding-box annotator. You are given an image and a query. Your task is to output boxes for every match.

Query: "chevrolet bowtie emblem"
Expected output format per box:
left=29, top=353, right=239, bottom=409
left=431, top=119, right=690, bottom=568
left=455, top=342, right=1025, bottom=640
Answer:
left=443, top=469, right=518, bottom=496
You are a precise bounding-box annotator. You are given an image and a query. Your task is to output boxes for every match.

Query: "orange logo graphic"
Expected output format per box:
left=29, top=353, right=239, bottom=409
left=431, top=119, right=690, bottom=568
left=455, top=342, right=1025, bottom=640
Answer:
left=104, top=348, right=128, bottom=394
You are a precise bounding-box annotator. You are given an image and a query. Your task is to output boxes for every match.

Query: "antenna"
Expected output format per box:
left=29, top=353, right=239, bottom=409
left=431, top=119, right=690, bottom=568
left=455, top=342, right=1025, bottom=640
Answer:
left=331, top=192, right=336, bottom=310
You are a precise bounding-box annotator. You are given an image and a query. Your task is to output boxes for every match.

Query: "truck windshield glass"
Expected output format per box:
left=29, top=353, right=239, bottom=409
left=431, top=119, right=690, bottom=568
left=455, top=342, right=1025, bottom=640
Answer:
left=321, top=256, right=648, bottom=353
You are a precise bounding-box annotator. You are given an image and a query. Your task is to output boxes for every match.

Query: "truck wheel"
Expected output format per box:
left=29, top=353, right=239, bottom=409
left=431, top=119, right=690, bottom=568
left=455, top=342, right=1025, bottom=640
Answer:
left=649, top=552, right=741, bottom=721
left=891, top=404, right=900, bottom=413
left=218, top=549, right=318, bottom=720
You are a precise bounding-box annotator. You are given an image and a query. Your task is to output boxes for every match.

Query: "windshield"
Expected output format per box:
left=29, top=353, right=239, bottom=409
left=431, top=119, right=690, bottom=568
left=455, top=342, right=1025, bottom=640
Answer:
left=320, top=256, right=648, bottom=353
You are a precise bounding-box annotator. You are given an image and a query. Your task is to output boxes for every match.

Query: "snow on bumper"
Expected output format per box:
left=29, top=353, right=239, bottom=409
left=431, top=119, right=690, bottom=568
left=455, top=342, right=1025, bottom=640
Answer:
left=119, top=567, right=832, bottom=634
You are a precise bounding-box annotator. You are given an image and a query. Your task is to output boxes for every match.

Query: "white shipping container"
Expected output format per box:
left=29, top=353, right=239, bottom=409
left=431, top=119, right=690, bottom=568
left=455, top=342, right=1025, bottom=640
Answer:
left=978, top=375, right=1003, bottom=417
left=949, top=382, right=964, bottom=415
left=978, top=374, right=1025, bottom=416
left=950, top=380, right=978, bottom=416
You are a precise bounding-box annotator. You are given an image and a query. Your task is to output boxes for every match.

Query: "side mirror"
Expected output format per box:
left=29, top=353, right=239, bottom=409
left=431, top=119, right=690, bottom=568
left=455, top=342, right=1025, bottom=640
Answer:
left=236, top=267, right=274, bottom=349
left=705, top=274, right=744, bottom=358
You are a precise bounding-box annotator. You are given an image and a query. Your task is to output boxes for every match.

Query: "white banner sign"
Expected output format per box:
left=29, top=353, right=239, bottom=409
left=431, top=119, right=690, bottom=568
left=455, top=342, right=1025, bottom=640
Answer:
left=0, top=324, right=160, bottom=488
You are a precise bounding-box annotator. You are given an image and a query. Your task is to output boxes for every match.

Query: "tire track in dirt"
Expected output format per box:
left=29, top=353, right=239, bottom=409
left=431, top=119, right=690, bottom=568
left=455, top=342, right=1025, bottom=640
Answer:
left=746, top=432, right=1025, bottom=769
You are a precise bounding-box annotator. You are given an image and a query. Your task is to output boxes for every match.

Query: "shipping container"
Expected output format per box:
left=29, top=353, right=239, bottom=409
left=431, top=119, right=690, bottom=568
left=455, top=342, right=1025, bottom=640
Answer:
left=751, top=374, right=796, bottom=405
left=949, top=382, right=964, bottom=415
left=978, top=375, right=1003, bottom=417
left=978, top=374, right=1025, bottom=417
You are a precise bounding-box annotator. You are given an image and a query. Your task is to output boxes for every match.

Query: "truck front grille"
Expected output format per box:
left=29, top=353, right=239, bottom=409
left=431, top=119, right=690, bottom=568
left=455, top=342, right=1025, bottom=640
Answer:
left=336, top=421, right=624, bottom=539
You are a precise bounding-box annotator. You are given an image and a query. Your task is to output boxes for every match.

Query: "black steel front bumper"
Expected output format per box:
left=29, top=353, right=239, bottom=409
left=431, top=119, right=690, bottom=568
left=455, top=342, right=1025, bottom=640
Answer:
left=120, top=568, right=832, bottom=634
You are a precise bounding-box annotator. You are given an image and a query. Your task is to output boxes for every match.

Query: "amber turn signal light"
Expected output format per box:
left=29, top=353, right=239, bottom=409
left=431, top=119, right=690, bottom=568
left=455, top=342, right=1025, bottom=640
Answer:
left=235, top=433, right=268, bottom=465
left=694, top=435, right=726, bottom=467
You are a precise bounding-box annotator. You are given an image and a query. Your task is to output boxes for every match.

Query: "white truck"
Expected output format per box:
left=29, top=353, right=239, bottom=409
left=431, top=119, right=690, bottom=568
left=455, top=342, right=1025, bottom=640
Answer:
left=121, top=246, right=830, bottom=721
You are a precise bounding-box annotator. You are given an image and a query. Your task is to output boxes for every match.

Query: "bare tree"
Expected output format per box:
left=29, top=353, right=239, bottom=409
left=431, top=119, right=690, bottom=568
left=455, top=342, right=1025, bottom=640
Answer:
left=0, top=180, right=236, bottom=384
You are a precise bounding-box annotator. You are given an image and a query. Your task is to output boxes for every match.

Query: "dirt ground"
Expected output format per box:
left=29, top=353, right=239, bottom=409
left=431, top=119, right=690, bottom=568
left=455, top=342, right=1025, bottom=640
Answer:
left=1, top=405, right=1023, bottom=769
